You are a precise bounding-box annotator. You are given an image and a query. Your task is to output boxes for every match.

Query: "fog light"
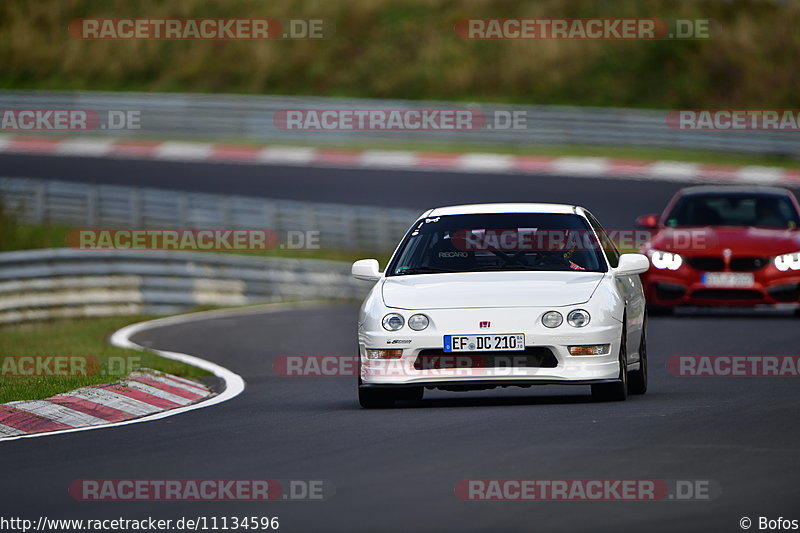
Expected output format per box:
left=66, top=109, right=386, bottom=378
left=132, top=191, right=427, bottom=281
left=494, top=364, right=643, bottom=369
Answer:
left=568, top=344, right=610, bottom=356
left=366, top=349, right=403, bottom=359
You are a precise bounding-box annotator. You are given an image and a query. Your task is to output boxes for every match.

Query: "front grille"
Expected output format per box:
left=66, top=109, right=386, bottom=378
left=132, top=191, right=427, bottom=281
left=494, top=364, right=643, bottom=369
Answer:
left=415, top=347, right=558, bottom=370
left=690, top=289, right=763, bottom=300
left=687, top=256, right=769, bottom=272
left=687, top=257, right=724, bottom=271
left=730, top=257, right=768, bottom=272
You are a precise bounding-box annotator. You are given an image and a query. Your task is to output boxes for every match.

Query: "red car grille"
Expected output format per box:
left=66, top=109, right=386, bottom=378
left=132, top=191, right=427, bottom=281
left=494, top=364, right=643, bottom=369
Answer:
left=686, top=257, right=724, bottom=271
left=729, top=257, right=769, bottom=271
left=690, top=289, right=763, bottom=300
left=686, top=256, right=768, bottom=272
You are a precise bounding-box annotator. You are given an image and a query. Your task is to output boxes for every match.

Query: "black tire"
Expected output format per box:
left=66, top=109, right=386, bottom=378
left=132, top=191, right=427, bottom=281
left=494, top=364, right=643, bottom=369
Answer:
left=357, top=353, right=395, bottom=408
left=591, top=325, right=628, bottom=402
left=396, top=386, right=424, bottom=402
left=628, top=319, right=648, bottom=395
left=358, top=386, right=396, bottom=409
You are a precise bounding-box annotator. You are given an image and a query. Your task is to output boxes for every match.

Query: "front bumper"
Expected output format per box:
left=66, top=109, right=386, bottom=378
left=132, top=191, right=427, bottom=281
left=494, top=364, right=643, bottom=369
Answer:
left=642, top=265, right=800, bottom=307
left=359, top=320, right=623, bottom=386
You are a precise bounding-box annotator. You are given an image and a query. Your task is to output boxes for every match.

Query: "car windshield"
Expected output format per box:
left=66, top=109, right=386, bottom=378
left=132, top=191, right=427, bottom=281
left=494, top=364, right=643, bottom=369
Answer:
left=387, top=212, right=608, bottom=276
left=665, top=193, right=800, bottom=229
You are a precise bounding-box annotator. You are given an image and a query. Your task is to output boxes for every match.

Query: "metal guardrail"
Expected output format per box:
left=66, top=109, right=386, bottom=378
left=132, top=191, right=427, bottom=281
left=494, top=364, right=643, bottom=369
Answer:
left=1, top=90, right=798, bottom=156
left=0, top=177, right=420, bottom=252
left=0, top=248, right=370, bottom=324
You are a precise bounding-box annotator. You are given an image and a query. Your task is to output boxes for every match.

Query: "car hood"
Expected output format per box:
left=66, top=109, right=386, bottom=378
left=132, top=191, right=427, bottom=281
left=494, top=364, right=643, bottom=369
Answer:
left=649, top=227, right=800, bottom=256
left=381, top=271, right=605, bottom=310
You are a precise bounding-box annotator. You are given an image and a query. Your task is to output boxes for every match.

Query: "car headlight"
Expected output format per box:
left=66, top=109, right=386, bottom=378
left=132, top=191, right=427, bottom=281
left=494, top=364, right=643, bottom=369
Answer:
left=408, top=314, right=430, bottom=331
left=567, top=309, right=591, bottom=328
left=648, top=250, right=683, bottom=270
left=773, top=252, right=800, bottom=272
left=382, top=313, right=404, bottom=331
left=541, top=311, right=563, bottom=328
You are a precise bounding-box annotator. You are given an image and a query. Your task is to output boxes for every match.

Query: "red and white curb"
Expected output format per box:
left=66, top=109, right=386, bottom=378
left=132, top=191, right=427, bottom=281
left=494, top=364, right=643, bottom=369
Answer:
left=0, top=134, right=798, bottom=186
left=0, top=303, right=331, bottom=442
left=0, top=305, right=256, bottom=442
left=0, top=369, right=212, bottom=438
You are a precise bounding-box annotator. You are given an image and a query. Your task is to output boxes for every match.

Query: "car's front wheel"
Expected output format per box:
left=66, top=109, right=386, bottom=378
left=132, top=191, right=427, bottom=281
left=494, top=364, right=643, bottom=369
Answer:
left=591, top=326, right=628, bottom=402
left=628, top=319, right=648, bottom=395
left=358, top=385, right=423, bottom=408
left=357, top=354, right=424, bottom=408
left=646, top=304, right=673, bottom=316
left=358, top=386, right=397, bottom=408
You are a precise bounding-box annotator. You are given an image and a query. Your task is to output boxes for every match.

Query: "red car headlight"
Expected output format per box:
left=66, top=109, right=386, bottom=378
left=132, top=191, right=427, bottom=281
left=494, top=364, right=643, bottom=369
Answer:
left=648, top=250, right=683, bottom=270
left=773, top=252, right=800, bottom=272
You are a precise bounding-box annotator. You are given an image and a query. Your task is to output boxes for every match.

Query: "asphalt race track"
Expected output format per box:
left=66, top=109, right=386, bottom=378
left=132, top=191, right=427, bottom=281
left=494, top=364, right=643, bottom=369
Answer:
left=2, top=154, right=799, bottom=532
left=0, top=152, right=696, bottom=226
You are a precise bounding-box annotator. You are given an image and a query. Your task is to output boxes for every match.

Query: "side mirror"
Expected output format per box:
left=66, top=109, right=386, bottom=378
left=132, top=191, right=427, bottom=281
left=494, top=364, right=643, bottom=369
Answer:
left=352, top=259, right=382, bottom=281
left=615, top=254, right=650, bottom=276
left=635, top=214, right=660, bottom=229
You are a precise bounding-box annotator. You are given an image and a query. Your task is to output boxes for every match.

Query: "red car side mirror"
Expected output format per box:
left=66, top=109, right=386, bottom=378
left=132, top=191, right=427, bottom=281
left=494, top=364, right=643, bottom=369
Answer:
left=635, top=214, right=660, bottom=229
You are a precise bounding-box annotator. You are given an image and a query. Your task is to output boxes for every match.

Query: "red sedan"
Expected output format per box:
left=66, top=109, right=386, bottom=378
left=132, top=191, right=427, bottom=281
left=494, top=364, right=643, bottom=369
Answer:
left=637, top=186, right=800, bottom=314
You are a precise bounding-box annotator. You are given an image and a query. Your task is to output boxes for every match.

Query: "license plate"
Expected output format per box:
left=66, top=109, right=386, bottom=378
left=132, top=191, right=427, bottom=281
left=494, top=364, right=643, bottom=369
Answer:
left=702, top=272, right=755, bottom=288
left=443, top=334, right=525, bottom=352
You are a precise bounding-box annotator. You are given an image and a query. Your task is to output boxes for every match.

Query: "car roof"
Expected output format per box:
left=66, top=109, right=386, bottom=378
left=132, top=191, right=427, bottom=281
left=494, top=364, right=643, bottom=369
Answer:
left=678, top=185, right=793, bottom=197
left=424, top=203, right=580, bottom=217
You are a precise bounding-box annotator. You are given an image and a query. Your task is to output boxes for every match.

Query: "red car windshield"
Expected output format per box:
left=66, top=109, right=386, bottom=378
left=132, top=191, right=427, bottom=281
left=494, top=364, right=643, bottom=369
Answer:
left=665, top=193, right=800, bottom=229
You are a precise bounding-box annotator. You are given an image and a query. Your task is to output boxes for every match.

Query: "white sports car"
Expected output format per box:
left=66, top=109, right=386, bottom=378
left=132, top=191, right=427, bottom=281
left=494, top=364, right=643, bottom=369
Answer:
left=352, top=203, right=650, bottom=408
